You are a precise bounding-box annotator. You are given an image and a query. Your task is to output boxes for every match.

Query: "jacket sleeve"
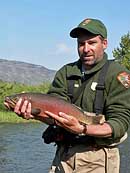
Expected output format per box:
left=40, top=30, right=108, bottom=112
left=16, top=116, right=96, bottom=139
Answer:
left=47, top=66, right=70, bottom=101
left=105, top=63, right=130, bottom=139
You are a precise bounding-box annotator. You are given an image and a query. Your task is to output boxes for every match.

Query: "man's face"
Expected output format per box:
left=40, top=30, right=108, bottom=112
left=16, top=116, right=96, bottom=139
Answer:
left=77, top=33, right=108, bottom=70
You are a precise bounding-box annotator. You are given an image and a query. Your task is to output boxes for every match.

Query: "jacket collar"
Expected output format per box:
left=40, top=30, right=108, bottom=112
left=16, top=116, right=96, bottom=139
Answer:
left=67, top=53, right=108, bottom=78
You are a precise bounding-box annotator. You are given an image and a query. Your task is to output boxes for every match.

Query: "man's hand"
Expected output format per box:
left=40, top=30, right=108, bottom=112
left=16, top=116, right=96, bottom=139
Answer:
left=44, top=111, right=84, bottom=134
left=14, top=98, right=34, bottom=120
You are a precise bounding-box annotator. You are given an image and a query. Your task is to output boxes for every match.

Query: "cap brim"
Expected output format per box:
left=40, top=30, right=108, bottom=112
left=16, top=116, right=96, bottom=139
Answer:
left=70, top=27, right=98, bottom=38
left=70, top=27, right=87, bottom=38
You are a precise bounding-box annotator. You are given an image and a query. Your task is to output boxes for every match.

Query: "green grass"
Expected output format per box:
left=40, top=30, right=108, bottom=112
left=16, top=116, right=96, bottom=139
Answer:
left=0, top=111, right=39, bottom=123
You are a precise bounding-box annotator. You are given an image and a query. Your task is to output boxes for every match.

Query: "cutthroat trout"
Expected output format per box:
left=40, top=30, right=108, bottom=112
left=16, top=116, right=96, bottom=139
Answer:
left=4, top=93, right=105, bottom=125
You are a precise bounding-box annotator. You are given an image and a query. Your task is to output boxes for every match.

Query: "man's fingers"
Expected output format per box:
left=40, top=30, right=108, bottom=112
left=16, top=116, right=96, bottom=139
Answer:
left=20, top=100, right=28, bottom=114
left=59, top=112, right=73, bottom=121
left=26, top=102, right=31, bottom=115
left=14, top=98, right=23, bottom=114
left=14, top=98, right=33, bottom=119
left=44, top=111, right=68, bottom=124
left=26, top=102, right=34, bottom=119
left=44, top=111, right=59, bottom=120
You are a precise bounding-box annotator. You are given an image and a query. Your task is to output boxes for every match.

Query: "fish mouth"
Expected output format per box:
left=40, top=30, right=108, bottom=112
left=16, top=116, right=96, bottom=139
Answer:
left=4, top=101, right=10, bottom=109
left=4, top=97, right=17, bottom=110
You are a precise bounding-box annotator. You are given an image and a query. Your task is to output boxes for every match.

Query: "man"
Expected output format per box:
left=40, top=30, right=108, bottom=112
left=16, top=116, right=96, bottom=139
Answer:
left=12, top=18, right=130, bottom=173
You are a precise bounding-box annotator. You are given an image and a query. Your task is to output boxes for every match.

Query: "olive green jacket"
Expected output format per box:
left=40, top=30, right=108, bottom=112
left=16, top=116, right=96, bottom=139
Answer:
left=48, top=53, right=130, bottom=145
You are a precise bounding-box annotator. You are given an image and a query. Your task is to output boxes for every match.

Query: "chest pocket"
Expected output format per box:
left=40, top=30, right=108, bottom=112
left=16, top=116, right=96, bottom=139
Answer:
left=67, top=60, right=112, bottom=114
left=67, top=76, right=92, bottom=104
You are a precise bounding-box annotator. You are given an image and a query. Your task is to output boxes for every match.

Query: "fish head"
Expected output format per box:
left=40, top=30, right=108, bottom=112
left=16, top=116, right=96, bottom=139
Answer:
left=4, top=93, right=42, bottom=117
left=4, top=94, right=21, bottom=110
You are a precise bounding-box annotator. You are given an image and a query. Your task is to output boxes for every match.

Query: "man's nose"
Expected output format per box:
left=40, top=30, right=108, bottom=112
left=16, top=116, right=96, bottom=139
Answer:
left=83, top=43, right=90, bottom=52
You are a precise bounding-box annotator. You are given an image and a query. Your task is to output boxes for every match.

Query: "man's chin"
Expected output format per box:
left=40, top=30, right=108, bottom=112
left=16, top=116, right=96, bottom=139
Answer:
left=82, top=61, right=96, bottom=69
left=83, top=61, right=94, bottom=66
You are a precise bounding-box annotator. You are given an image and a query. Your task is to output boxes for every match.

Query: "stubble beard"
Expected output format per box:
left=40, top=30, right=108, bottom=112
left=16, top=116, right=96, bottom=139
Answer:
left=80, top=54, right=97, bottom=69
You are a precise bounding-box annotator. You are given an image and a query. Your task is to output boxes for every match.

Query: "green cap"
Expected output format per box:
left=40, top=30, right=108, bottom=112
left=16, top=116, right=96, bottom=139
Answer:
left=70, top=18, right=107, bottom=38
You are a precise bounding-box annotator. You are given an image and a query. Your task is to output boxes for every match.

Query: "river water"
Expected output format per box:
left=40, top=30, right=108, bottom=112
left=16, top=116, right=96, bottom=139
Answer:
left=0, top=123, right=130, bottom=173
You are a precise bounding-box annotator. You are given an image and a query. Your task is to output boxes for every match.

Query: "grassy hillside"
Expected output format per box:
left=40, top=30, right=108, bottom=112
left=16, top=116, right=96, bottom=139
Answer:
left=0, top=59, right=56, bottom=85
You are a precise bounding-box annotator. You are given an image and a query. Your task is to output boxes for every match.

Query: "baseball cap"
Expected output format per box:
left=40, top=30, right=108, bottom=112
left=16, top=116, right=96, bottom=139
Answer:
left=70, top=18, right=107, bottom=38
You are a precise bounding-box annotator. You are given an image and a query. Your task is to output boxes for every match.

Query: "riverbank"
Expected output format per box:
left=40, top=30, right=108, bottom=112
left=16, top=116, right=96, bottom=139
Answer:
left=0, top=111, right=39, bottom=123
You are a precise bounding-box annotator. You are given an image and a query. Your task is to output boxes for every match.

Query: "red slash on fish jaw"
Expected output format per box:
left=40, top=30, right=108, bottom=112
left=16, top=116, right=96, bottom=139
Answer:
left=4, top=101, right=10, bottom=109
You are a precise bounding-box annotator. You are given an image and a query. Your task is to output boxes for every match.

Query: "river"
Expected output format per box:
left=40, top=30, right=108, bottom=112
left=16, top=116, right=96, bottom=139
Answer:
left=0, top=123, right=130, bottom=173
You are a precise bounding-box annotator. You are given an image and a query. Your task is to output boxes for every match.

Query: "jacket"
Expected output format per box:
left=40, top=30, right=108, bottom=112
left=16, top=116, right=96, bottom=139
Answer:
left=47, top=53, right=130, bottom=145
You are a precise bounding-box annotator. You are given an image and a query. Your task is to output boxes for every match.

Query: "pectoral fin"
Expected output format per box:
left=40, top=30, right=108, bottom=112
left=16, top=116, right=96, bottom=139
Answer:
left=31, top=108, right=41, bottom=116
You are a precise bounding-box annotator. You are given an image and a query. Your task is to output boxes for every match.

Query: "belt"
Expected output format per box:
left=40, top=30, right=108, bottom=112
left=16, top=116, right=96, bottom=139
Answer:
left=57, top=136, right=117, bottom=152
left=58, top=142, right=102, bottom=153
left=56, top=135, right=96, bottom=147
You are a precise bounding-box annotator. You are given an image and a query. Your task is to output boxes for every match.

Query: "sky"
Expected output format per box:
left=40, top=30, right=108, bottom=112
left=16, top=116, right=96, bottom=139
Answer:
left=0, top=0, right=130, bottom=70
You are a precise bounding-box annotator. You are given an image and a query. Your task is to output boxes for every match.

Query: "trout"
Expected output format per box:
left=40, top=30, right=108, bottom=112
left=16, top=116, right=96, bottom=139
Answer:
left=4, top=92, right=105, bottom=125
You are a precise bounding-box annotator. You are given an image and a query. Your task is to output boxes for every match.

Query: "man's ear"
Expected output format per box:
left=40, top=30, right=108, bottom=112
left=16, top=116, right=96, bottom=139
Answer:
left=103, top=39, right=108, bottom=50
